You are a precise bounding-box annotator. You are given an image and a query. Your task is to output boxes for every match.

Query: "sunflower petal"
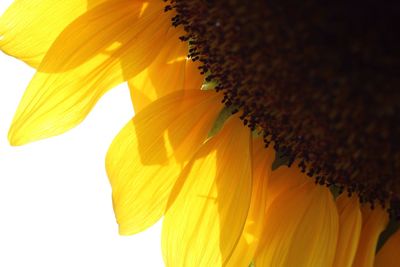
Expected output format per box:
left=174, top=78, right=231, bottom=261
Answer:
left=106, top=90, right=222, bottom=235
left=255, top=178, right=339, bottom=267
left=265, top=165, right=308, bottom=208
left=332, top=194, right=362, bottom=267
left=8, top=0, right=170, bottom=145
left=226, top=138, right=275, bottom=267
left=0, top=0, right=105, bottom=67
left=128, top=29, right=203, bottom=112
left=375, top=228, right=400, bottom=267
left=352, top=205, right=389, bottom=267
left=162, top=116, right=252, bottom=267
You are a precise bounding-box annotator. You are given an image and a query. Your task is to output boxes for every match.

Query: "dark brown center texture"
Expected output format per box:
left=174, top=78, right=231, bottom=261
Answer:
left=166, top=0, right=400, bottom=217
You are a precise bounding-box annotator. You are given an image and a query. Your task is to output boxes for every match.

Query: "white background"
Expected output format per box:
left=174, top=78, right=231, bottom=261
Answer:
left=0, top=1, right=163, bottom=266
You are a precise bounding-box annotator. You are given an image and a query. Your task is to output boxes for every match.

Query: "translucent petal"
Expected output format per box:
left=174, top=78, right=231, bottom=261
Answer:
left=375, top=228, right=400, bottom=267
left=106, top=90, right=222, bottom=235
left=332, top=194, right=362, bottom=267
left=226, top=139, right=275, bottom=267
left=255, top=178, right=339, bottom=267
left=128, top=29, right=203, bottom=112
left=0, top=0, right=105, bottom=67
left=162, top=117, right=252, bottom=267
left=8, top=0, right=170, bottom=145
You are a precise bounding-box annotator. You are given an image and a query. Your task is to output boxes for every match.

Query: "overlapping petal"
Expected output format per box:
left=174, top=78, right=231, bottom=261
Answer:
left=106, top=90, right=222, bottom=235
left=8, top=0, right=171, bottom=145
left=128, top=29, right=203, bottom=112
left=255, top=174, right=339, bottom=267
left=352, top=205, right=389, bottom=267
left=332, top=194, right=362, bottom=267
left=265, top=165, right=308, bottom=208
left=226, top=139, right=275, bottom=267
left=0, top=0, right=105, bottom=67
left=162, top=116, right=252, bottom=267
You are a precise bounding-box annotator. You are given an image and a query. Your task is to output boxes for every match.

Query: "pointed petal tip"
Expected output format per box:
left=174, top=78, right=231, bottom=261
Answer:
left=116, top=216, right=154, bottom=236
left=118, top=225, right=137, bottom=236
left=7, top=116, right=67, bottom=146
left=8, top=126, right=25, bottom=146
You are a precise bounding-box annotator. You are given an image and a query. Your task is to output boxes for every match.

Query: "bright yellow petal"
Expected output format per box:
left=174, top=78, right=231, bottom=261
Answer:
left=0, top=0, right=105, bottom=67
left=332, top=194, right=362, bottom=267
left=352, top=205, right=389, bottom=267
left=128, top=29, right=203, bottom=112
left=375, top=228, right=400, bottom=267
left=106, top=90, right=222, bottom=235
left=128, top=70, right=158, bottom=113
left=8, top=0, right=171, bottom=145
left=162, top=116, right=252, bottom=267
left=255, top=178, right=339, bottom=267
left=226, top=138, right=275, bottom=267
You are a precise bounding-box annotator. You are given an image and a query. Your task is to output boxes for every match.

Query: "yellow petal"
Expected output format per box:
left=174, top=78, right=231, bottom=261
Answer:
left=162, top=116, right=252, bottom=267
left=265, top=165, right=308, bottom=208
left=8, top=0, right=171, bottom=145
left=128, top=70, right=157, bottom=112
left=0, top=0, right=105, bottom=67
left=128, top=29, right=203, bottom=112
left=332, top=194, right=362, bottom=267
left=106, top=90, right=222, bottom=235
left=375, top=228, right=400, bottom=267
left=226, top=138, right=275, bottom=267
left=352, top=205, right=389, bottom=267
left=255, top=179, right=339, bottom=267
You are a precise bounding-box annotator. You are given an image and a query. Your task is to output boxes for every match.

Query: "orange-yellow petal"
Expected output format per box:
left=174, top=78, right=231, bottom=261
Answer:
left=0, top=0, right=105, bottom=67
left=255, top=178, right=339, bottom=267
left=332, top=194, right=362, bottom=267
left=352, top=205, right=389, bottom=267
left=128, top=29, right=203, bottom=112
left=265, top=165, right=308, bottom=208
left=226, top=138, right=275, bottom=267
left=375, top=228, right=400, bottom=267
left=8, top=0, right=170, bottom=145
left=106, top=90, right=222, bottom=235
left=162, top=116, right=252, bottom=267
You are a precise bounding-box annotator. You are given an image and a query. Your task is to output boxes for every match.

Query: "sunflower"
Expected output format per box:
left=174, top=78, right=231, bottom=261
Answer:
left=1, top=0, right=399, bottom=267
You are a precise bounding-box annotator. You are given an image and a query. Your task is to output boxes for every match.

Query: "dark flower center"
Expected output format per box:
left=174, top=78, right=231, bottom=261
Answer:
left=165, top=0, right=400, bottom=218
